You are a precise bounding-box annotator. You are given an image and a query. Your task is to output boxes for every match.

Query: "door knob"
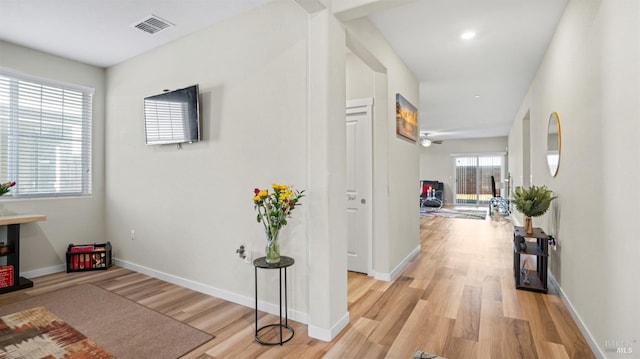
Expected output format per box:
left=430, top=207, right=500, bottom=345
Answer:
left=361, top=199, right=366, bottom=204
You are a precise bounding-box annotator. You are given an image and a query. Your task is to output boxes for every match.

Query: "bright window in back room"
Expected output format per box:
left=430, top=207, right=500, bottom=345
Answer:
left=453, top=154, right=504, bottom=205
left=0, top=69, right=93, bottom=198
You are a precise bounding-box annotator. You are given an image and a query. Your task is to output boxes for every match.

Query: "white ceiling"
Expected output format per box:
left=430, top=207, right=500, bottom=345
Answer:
left=0, top=0, right=271, bottom=68
left=0, top=0, right=567, bottom=141
left=369, top=0, right=568, bottom=140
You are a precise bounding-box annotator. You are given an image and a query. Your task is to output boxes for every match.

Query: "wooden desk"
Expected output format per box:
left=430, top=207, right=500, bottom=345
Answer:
left=0, top=214, right=46, bottom=294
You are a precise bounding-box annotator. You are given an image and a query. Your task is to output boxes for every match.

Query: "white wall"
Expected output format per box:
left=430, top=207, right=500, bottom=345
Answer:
left=508, top=105, right=528, bottom=191
left=0, top=40, right=106, bottom=273
left=306, top=3, right=350, bottom=339
left=508, top=0, right=639, bottom=356
left=344, top=17, right=420, bottom=277
left=105, top=0, right=311, bottom=315
left=1, top=0, right=421, bottom=341
left=346, top=52, right=374, bottom=99
left=420, top=137, right=508, bottom=205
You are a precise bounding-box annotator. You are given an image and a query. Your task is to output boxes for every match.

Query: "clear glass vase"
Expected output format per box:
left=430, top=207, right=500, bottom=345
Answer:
left=265, top=229, right=280, bottom=264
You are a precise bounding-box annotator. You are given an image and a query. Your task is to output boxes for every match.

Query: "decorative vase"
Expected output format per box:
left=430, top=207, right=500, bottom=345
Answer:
left=524, top=216, right=533, bottom=234
left=517, top=236, right=527, bottom=251
left=265, top=229, right=280, bottom=264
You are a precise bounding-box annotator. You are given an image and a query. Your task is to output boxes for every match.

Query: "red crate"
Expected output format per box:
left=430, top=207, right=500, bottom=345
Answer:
left=0, top=265, right=14, bottom=288
left=66, top=242, right=112, bottom=272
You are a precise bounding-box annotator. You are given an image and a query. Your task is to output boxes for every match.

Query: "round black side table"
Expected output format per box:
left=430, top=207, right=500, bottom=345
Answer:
left=253, top=256, right=295, bottom=345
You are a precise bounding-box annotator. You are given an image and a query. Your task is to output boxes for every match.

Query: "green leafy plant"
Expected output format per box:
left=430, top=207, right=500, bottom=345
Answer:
left=0, top=181, right=15, bottom=196
left=253, top=183, right=305, bottom=240
left=512, top=185, right=556, bottom=217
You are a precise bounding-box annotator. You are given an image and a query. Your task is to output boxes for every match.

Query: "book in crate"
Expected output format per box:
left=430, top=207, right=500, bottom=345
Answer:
left=0, top=265, right=13, bottom=288
left=66, top=242, right=112, bottom=272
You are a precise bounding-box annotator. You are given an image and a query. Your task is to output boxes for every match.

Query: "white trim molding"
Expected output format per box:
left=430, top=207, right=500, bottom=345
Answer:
left=115, top=258, right=309, bottom=324
left=21, top=264, right=66, bottom=279
left=23, top=259, right=311, bottom=325
left=374, top=245, right=420, bottom=281
left=308, top=311, right=350, bottom=342
left=548, top=271, right=605, bottom=359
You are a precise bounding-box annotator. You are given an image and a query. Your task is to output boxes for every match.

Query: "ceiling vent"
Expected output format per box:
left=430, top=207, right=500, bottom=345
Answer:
left=131, top=15, right=174, bottom=35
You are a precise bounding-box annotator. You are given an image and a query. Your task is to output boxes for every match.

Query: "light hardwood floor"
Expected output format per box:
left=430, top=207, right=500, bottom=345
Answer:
left=0, top=215, right=595, bottom=358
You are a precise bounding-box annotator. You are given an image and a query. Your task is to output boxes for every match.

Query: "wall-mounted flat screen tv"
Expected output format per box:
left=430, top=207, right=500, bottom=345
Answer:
left=144, top=85, right=200, bottom=145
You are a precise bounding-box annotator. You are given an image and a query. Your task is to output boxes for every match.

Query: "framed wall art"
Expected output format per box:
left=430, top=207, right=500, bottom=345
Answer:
left=395, top=93, right=418, bottom=142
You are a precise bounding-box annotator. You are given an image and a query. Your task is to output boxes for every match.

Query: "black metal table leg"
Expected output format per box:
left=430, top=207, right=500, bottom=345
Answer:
left=253, top=256, right=295, bottom=345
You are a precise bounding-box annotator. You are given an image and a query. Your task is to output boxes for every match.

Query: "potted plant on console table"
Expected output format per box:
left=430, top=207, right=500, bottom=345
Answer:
left=512, top=185, right=556, bottom=234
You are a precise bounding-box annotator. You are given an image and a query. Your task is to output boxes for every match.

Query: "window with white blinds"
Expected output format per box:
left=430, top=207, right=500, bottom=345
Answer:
left=0, top=70, right=93, bottom=198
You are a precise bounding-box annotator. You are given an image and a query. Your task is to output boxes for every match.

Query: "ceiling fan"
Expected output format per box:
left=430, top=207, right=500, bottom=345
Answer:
left=419, top=132, right=443, bottom=147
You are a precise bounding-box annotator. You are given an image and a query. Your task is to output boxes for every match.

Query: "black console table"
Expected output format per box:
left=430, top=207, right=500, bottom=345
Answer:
left=513, top=226, right=549, bottom=293
left=253, top=256, right=295, bottom=345
left=0, top=214, right=47, bottom=294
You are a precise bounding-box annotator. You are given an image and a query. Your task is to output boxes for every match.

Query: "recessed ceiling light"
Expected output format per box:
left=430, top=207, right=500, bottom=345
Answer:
left=461, top=31, right=476, bottom=40
left=474, top=95, right=481, bottom=98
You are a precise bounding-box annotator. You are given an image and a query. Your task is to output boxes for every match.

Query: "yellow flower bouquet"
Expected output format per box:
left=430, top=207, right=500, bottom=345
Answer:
left=253, top=183, right=304, bottom=263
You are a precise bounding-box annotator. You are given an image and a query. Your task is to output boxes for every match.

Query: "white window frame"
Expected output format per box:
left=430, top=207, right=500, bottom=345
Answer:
left=452, top=152, right=506, bottom=206
left=0, top=68, right=93, bottom=198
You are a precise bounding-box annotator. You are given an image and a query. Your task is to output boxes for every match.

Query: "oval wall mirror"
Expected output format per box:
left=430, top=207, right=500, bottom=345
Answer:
left=547, top=112, right=561, bottom=177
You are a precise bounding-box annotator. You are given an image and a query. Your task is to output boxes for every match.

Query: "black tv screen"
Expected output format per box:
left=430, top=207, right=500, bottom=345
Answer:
left=144, top=85, right=200, bottom=145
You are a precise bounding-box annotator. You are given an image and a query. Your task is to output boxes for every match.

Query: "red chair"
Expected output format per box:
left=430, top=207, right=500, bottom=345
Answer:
left=420, top=180, right=443, bottom=209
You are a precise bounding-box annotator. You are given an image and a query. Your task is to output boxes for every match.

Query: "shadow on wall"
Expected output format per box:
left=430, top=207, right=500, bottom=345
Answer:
left=16, top=222, right=61, bottom=272
left=548, top=200, right=561, bottom=285
left=199, top=85, right=224, bottom=142
left=442, top=182, right=452, bottom=205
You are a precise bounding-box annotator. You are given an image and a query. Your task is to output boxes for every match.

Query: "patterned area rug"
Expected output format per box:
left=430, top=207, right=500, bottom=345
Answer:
left=420, top=207, right=487, bottom=220
left=0, top=306, right=113, bottom=358
left=412, top=350, right=446, bottom=358
left=0, top=284, right=213, bottom=359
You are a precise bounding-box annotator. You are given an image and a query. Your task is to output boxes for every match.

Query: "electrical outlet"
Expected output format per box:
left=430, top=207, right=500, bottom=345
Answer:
left=130, top=229, right=135, bottom=240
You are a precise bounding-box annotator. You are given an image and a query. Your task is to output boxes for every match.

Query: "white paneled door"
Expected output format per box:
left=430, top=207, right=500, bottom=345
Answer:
left=345, top=99, right=373, bottom=274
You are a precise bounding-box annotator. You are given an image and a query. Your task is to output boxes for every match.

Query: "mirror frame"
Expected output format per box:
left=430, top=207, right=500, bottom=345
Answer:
left=547, top=112, right=562, bottom=177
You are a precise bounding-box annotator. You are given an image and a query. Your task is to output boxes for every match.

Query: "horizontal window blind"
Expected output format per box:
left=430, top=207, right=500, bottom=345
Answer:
left=0, top=70, right=93, bottom=198
left=144, top=99, right=187, bottom=143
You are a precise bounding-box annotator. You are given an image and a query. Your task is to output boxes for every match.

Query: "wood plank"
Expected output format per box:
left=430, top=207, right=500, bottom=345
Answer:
left=364, top=277, right=424, bottom=348
left=0, top=215, right=596, bottom=358
left=0, top=214, right=46, bottom=225
left=323, top=317, right=379, bottom=358
left=521, top=290, right=562, bottom=344
left=477, top=287, right=504, bottom=358
left=386, top=299, right=452, bottom=359
left=546, top=298, right=596, bottom=359
left=491, top=317, right=539, bottom=359
left=536, top=341, right=571, bottom=359
left=442, top=337, right=478, bottom=359
left=452, top=285, right=482, bottom=341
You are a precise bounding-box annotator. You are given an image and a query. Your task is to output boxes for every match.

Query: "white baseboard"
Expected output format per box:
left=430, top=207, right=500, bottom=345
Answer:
left=374, top=245, right=420, bottom=281
left=21, top=264, right=66, bottom=279
left=548, top=272, right=606, bottom=359
left=308, top=311, right=350, bottom=342
left=23, top=258, right=350, bottom=342
left=114, top=258, right=309, bottom=324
